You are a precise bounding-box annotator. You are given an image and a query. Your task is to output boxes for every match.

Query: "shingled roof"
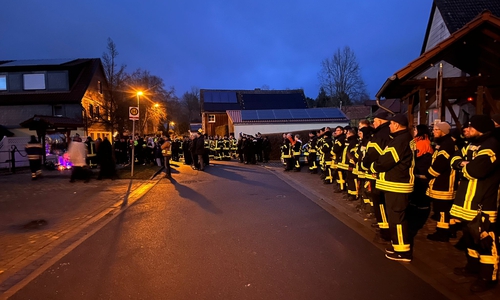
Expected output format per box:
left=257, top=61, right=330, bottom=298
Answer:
left=436, top=0, right=500, bottom=33
left=422, top=1, right=500, bottom=54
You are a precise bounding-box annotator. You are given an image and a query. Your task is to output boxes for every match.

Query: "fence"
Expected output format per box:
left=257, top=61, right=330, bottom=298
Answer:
left=0, top=137, right=30, bottom=172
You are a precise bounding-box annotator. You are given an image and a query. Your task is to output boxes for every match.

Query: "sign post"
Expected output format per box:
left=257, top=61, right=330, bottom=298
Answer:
left=129, top=107, right=139, bottom=177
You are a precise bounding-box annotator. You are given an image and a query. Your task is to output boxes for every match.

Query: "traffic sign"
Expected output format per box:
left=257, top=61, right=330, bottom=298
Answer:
left=129, top=107, right=139, bottom=120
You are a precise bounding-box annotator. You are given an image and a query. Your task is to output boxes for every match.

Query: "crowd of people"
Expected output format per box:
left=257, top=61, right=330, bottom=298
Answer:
left=281, top=112, right=500, bottom=292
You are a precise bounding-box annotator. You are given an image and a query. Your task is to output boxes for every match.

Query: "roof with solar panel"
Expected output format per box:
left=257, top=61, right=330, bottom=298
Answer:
left=227, top=108, right=348, bottom=124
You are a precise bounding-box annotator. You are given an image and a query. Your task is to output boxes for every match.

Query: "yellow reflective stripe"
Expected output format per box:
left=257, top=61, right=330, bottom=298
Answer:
left=394, top=224, right=411, bottom=252
left=479, top=255, right=498, bottom=264
left=437, top=213, right=449, bottom=229
left=428, top=166, right=440, bottom=177
left=468, top=248, right=480, bottom=258
left=379, top=204, right=389, bottom=229
left=436, top=150, right=450, bottom=159
left=490, top=232, right=499, bottom=281
left=450, top=205, right=498, bottom=223
left=450, top=156, right=462, bottom=166
left=383, top=147, right=399, bottom=163
left=477, top=149, right=496, bottom=163
left=370, top=162, right=376, bottom=173
left=376, top=180, right=413, bottom=193
left=367, top=142, right=384, bottom=154
left=464, top=180, right=477, bottom=210
left=426, top=189, right=455, bottom=200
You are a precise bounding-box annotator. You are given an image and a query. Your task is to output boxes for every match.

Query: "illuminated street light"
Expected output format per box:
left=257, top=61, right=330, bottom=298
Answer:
left=154, top=103, right=159, bottom=108
left=131, top=91, right=143, bottom=177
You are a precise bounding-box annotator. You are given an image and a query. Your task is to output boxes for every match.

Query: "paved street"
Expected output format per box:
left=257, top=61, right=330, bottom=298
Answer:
left=1, top=160, right=499, bottom=299
left=7, top=162, right=445, bottom=300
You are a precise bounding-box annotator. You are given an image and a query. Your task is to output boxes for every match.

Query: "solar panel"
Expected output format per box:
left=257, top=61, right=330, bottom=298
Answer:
left=204, top=91, right=237, bottom=103
left=321, top=108, right=344, bottom=118
left=273, top=110, right=292, bottom=119
left=0, top=59, right=75, bottom=67
left=257, top=110, right=275, bottom=120
left=306, top=109, right=327, bottom=118
left=241, top=110, right=259, bottom=121
left=289, top=109, right=310, bottom=119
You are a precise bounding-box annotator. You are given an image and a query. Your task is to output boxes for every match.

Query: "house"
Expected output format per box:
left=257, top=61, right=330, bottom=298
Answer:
left=227, top=108, right=349, bottom=135
left=200, top=89, right=309, bottom=136
left=0, top=58, right=112, bottom=141
left=341, top=105, right=372, bottom=127
left=376, top=1, right=500, bottom=129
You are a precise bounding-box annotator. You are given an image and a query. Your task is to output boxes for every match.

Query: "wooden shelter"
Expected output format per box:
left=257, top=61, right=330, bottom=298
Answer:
left=376, top=11, right=500, bottom=129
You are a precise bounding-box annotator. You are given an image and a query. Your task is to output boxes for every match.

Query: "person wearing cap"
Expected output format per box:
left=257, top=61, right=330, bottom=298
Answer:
left=450, top=114, right=500, bottom=292
left=25, top=135, right=44, bottom=180
left=370, top=113, right=414, bottom=262
left=307, top=131, right=319, bottom=173
left=320, top=130, right=334, bottom=182
left=333, top=126, right=346, bottom=191
left=362, top=111, right=393, bottom=244
left=425, top=122, right=457, bottom=242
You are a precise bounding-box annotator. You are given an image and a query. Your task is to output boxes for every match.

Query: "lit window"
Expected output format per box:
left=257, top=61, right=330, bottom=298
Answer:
left=96, top=106, right=100, bottom=119
left=23, top=74, right=46, bottom=90
left=0, top=75, right=6, bottom=90
left=89, top=104, right=94, bottom=119
left=208, top=114, right=215, bottom=123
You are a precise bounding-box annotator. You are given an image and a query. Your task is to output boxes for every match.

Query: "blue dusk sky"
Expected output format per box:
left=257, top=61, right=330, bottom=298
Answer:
left=1, top=0, right=432, bottom=99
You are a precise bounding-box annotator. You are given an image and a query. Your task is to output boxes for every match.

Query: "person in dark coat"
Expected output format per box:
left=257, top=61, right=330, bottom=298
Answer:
left=96, top=137, right=116, bottom=180
left=190, top=133, right=199, bottom=169
left=195, top=131, right=205, bottom=171
left=25, top=135, right=43, bottom=180
left=262, top=136, right=271, bottom=163
left=182, top=136, right=192, bottom=165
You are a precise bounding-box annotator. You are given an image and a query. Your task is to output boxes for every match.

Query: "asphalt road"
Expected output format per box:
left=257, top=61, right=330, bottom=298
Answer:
left=10, top=163, right=446, bottom=300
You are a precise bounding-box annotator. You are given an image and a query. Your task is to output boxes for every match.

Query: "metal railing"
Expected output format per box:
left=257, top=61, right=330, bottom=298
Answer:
left=0, top=145, right=27, bottom=174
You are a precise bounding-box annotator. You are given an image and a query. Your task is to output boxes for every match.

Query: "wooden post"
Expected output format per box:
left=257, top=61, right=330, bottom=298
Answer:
left=408, top=94, right=415, bottom=130
left=476, top=86, right=484, bottom=115
left=419, top=89, right=427, bottom=125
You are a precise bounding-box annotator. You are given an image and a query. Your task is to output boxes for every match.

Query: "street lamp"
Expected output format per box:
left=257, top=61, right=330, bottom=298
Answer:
left=131, top=91, right=143, bottom=177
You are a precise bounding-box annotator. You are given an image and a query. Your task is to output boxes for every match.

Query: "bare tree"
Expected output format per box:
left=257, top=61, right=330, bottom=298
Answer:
left=181, top=87, right=201, bottom=123
left=318, top=46, right=368, bottom=107
left=101, top=37, right=127, bottom=136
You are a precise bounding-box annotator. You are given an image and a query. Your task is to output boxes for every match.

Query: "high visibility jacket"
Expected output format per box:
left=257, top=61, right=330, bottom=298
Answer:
left=25, top=142, right=43, bottom=160
left=282, top=139, right=293, bottom=158
left=223, top=139, right=230, bottom=150
left=343, top=136, right=358, bottom=171
left=362, top=122, right=391, bottom=179
left=308, top=136, right=317, bottom=153
left=356, top=138, right=369, bottom=179
left=321, top=137, right=333, bottom=162
left=450, top=133, right=500, bottom=223
left=293, top=140, right=302, bottom=156
left=425, top=134, right=457, bottom=200
left=371, top=129, right=415, bottom=193
left=230, top=138, right=238, bottom=150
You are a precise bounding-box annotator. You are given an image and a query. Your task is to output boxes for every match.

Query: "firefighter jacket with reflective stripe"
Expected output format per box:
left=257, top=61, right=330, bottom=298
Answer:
left=450, top=133, right=500, bottom=223
left=338, top=135, right=355, bottom=170
left=25, top=142, right=43, bottom=160
left=308, top=136, right=317, bottom=153
left=293, top=140, right=302, bottom=156
left=345, top=136, right=358, bottom=171
left=321, top=136, right=333, bottom=162
left=371, top=129, right=415, bottom=193
left=282, top=139, right=293, bottom=158
left=362, top=122, right=391, bottom=178
left=333, top=134, right=346, bottom=164
left=425, top=134, right=457, bottom=200
left=356, top=138, right=370, bottom=178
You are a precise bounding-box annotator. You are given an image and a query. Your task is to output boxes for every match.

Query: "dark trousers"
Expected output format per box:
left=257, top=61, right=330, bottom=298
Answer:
left=385, top=191, right=411, bottom=253
left=163, top=156, right=171, bottom=176
left=346, top=170, right=357, bottom=197
left=29, top=159, right=42, bottom=178
left=198, top=154, right=204, bottom=171
left=462, top=222, right=499, bottom=282
left=70, top=166, right=90, bottom=182
left=368, top=182, right=390, bottom=241
left=263, top=151, right=270, bottom=163
left=308, top=153, right=317, bottom=171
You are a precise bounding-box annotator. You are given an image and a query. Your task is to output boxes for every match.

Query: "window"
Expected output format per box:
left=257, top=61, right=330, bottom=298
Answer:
left=89, top=104, right=94, bottom=119
left=23, top=73, right=46, bottom=90
left=0, top=75, right=6, bottom=90
left=95, top=106, right=100, bottom=119
left=97, top=81, right=102, bottom=94
left=47, top=71, right=68, bottom=91
left=208, top=114, right=216, bottom=123
left=53, top=105, right=63, bottom=116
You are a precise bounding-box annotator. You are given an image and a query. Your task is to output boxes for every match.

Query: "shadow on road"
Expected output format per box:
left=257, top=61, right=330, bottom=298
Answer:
left=168, top=177, right=223, bottom=214
left=209, top=164, right=276, bottom=189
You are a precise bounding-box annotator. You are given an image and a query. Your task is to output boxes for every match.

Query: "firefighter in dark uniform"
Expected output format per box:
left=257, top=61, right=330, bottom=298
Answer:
left=25, top=135, right=43, bottom=180
left=282, top=133, right=294, bottom=171
left=425, top=122, right=457, bottom=242
left=316, top=128, right=326, bottom=179
left=203, top=134, right=210, bottom=166
left=307, top=131, right=318, bottom=173
left=362, top=111, right=392, bottom=243
left=222, top=136, right=231, bottom=160
left=321, top=131, right=334, bottom=183
left=450, top=115, right=500, bottom=292
left=85, top=136, right=97, bottom=167
left=344, top=128, right=359, bottom=201
left=370, top=114, right=415, bottom=262
left=292, top=134, right=302, bottom=171
left=333, top=126, right=346, bottom=192
left=357, top=126, right=374, bottom=212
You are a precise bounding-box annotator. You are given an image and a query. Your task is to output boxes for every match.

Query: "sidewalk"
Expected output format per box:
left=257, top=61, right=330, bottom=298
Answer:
left=0, top=165, right=161, bottom=294
left=263, top=161, right=499, bottom=300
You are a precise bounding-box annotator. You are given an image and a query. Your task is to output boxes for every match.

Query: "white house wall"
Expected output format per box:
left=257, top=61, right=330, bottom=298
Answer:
left=425, top=7, right=451, bottom=52
left=234, top=122, right=349, bottom=136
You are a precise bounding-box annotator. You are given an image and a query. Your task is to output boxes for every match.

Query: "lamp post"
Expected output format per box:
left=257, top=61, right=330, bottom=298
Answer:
left=131, top=91, right=143, bottom=177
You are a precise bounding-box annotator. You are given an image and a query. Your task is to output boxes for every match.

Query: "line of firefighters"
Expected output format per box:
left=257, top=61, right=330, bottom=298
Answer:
left=280, top=111, right=500, bottom=293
